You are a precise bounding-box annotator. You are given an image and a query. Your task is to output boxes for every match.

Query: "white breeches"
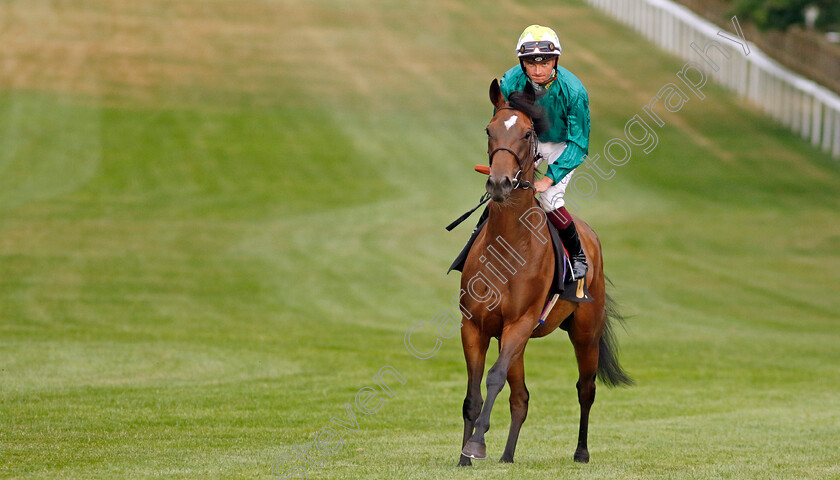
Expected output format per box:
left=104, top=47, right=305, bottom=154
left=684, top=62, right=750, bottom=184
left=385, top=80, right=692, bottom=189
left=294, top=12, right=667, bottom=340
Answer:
left=536, top=141, right=575, bottom=212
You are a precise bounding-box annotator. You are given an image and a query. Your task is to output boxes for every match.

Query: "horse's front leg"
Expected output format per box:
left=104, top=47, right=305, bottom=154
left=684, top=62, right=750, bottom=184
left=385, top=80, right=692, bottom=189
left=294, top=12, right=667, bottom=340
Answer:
left=499, top=352, right=528, bottom=463
left=462, top=316, right=536, bottom=460
left=459, top=319, right=490, bottom=467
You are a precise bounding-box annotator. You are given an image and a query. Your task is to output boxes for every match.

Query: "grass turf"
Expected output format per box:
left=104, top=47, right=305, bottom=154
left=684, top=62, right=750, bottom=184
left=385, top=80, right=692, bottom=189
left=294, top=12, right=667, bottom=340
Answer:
left=1, top=0, right=838, bottom=478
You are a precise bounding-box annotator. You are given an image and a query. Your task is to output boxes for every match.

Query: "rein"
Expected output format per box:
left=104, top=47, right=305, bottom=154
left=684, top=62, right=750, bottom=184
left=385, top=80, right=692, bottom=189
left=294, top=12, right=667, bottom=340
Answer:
left=444, top=106, right=539, bottom=231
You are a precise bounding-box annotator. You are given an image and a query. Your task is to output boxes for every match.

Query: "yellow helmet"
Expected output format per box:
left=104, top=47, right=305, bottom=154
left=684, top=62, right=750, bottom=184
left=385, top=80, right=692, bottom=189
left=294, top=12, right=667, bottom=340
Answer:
left=515, top=25, right=562, bottom=60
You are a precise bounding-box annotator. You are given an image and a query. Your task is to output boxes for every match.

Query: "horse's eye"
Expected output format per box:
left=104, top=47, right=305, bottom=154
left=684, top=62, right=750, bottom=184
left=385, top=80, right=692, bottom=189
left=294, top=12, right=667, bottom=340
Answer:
left=524, top=131, right=532, bottom=139
left=485, top=127, right=490, bottom=136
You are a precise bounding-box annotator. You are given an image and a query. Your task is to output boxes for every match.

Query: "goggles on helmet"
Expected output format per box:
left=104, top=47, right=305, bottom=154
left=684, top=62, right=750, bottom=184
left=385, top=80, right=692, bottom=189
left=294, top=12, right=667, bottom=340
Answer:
left=518, top=41, right=557, bottom=55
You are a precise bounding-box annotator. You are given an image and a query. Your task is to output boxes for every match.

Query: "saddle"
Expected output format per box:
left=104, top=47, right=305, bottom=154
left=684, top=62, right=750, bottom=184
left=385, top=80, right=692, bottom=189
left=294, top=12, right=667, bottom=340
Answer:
left=448, top=210, right=593, bottom=303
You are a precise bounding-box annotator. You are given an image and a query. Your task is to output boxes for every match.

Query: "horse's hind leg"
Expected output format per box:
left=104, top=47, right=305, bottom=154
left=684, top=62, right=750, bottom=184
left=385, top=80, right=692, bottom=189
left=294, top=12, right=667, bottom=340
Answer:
left=500, top=353, right=528, bottom=463
left=568, top=307, right=601, bottom=463
left=459, top=319, right=490, bottom=467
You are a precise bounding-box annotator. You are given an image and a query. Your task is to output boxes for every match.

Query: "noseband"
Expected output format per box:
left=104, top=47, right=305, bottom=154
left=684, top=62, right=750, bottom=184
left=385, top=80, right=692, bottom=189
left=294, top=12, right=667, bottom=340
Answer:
left=488, top=106, right=538, bottom=190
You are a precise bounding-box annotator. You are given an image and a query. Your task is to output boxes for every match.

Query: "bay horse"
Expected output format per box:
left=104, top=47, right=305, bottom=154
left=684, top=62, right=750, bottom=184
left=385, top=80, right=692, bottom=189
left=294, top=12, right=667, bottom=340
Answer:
left=457, top=79, right=632, bottom=466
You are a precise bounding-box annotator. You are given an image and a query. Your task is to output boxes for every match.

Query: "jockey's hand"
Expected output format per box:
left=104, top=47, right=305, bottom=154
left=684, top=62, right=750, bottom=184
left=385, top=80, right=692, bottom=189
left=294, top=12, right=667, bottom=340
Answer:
left=534, top=176, right=554, bottom=193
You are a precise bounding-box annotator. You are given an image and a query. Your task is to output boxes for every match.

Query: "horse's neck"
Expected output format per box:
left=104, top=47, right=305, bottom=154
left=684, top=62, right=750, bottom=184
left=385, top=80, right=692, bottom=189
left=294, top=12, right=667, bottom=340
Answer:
left=485, top=190, right=542, bottom=246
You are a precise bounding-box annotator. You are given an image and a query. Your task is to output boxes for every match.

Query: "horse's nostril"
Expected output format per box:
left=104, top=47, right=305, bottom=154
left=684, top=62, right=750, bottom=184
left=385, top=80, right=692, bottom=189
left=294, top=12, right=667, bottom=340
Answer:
left=486, top=175, right=513, bottom=190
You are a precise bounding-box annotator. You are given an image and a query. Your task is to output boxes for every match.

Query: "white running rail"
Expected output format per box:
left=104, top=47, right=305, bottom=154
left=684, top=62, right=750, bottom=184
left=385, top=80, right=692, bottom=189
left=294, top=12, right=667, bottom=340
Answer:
left=586, top=0, right=840, bottom=159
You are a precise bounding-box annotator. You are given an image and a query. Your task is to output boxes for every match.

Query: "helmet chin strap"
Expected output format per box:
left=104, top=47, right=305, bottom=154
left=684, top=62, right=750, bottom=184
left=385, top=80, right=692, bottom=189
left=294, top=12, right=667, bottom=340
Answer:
left=531, top=71, right=556, bottom=88
left=522, top=69, right=556, bottom=99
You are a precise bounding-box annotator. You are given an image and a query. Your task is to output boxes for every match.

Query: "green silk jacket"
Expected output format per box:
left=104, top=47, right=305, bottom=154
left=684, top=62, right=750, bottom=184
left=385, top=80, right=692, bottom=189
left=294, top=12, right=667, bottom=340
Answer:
left=499, top=64, right=591, bottom=183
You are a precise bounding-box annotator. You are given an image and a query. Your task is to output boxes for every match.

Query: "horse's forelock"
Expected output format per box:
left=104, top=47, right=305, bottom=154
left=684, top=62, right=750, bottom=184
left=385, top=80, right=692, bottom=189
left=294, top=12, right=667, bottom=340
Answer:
left=507, top=90, right=550, bottom=136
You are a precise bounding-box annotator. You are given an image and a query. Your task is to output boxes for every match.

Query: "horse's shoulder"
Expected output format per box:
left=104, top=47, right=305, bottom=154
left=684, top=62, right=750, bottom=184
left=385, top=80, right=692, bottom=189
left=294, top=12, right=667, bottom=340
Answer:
left=460, top=228, right=490, bottom=278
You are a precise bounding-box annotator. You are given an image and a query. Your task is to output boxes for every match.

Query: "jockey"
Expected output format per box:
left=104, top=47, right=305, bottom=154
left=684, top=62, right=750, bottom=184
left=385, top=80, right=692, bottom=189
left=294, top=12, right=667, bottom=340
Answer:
left=500, top=24, right=590, bottom=280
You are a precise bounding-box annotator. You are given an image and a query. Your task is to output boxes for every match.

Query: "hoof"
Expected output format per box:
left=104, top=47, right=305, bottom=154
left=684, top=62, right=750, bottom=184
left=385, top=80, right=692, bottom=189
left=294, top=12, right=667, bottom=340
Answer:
left=461, top=441, right=486, bottom=460
left=457, top=455, right=472, bottom=467
left=499, top=455, right=514, bottom=464
left=573, top=449, right=590, bottom=463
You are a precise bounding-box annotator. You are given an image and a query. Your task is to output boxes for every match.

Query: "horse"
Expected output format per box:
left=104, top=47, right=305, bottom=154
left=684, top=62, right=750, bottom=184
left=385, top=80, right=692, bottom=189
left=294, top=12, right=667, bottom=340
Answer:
left=457, top=79, right=632, bottom=466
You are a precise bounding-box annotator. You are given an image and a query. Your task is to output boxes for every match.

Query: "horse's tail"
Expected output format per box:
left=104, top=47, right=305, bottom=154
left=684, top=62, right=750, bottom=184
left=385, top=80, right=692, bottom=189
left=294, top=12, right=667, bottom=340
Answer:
left=597, top=285, right=634, bottom=388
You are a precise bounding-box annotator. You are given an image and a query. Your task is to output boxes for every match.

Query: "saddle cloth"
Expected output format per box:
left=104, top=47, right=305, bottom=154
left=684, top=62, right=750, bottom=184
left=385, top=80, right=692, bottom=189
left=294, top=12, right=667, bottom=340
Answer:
left=448, top=212, right=593, bottom=303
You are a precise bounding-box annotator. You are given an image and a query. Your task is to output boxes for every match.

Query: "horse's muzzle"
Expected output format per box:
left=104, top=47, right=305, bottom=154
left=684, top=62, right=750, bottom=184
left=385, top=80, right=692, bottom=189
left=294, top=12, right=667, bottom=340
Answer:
left=486, top=175, right=513, bottom=203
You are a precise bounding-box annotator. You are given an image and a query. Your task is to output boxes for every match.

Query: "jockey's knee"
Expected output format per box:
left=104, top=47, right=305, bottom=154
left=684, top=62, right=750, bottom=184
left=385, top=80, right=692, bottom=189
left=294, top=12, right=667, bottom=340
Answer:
left=539, top=191, right=565, bottom=212
left=538, top=170, right=574, bottom=212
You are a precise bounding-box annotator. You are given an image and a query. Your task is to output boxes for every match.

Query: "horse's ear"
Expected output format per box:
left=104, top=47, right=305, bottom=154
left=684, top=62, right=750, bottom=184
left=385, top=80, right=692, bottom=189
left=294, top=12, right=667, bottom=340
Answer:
left=489, top=79, right=505, bottom=110
left=522, top=80, right=536, bottom=105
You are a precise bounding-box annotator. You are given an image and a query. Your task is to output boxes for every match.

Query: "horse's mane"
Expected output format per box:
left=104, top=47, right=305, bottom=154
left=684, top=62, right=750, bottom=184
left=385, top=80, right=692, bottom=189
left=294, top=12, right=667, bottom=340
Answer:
left=508, top=88, right=551, bottom=136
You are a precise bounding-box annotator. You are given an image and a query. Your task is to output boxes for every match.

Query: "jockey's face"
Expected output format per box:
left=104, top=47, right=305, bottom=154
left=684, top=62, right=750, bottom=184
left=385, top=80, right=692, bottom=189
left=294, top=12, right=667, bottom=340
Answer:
left=522, top=57, right=557, bottom=85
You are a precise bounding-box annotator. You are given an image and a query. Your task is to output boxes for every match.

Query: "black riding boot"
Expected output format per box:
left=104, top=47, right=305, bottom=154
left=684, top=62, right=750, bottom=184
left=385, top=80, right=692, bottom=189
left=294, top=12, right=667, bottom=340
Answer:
left=559, top=222, right=588, bottom=280
left=547, top=207, right=588, bottom=280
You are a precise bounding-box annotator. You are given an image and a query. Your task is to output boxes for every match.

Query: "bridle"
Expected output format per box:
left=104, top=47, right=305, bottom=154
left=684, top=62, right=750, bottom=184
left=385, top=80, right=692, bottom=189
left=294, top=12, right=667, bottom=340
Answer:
left=443, top=106, right=539, bottom=231
left=487, top=106, right=539, bottom=190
